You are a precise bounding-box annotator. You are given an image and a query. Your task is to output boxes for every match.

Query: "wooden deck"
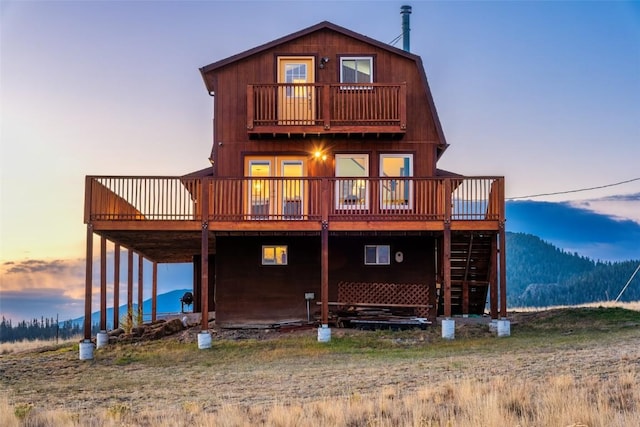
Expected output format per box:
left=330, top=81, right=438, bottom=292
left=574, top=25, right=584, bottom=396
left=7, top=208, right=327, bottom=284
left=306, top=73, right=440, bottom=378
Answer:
left=85, top=176, right=504, bottom=226
left=84, top=175, right=504, bottom=263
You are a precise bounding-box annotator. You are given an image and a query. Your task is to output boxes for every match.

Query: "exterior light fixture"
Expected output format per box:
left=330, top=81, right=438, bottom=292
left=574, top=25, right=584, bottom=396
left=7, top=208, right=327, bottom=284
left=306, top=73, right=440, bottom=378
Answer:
left=319, top=57, right=330, bottom=69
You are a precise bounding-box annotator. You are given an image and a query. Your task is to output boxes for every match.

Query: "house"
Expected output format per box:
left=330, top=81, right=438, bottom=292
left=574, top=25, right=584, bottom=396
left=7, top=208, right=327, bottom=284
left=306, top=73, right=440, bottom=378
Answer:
left=82, top=17, right=506, bottom=339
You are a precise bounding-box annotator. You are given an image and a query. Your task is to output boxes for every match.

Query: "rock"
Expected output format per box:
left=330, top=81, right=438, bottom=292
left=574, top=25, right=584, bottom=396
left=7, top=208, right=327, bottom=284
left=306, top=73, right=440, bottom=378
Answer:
left=163, top=318, right=185, bottom=334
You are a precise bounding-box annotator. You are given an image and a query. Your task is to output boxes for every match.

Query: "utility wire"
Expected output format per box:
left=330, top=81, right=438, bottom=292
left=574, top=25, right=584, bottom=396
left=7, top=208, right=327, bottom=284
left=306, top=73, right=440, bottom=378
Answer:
left=507, top=177, right=640, bottom=200
left=389, top=33, right=404, bottom=47
left=614, top=263, right=640, bottom=302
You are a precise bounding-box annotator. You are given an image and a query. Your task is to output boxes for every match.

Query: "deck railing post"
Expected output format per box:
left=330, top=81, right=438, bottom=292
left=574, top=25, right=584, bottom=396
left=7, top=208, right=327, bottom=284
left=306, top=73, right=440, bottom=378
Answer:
left=84, top=176, right=93, bottom=223
left=323, top=85, right=331, bottom=129
left=246, top=85, right=255, bottom=130
left=398, top=83, right=407, bottom=130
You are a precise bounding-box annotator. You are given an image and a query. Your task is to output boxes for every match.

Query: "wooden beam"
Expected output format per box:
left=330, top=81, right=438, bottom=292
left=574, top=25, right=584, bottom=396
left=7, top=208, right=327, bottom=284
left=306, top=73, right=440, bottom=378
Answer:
left=83, top=224, right=93, bottom=340
left=113, top=243, right=120, bottom=329
left=152, top=261, right=158, bottom=322
left=201, top=177, right=210, bottom=331
left=100, top=236, right=107, bottom=331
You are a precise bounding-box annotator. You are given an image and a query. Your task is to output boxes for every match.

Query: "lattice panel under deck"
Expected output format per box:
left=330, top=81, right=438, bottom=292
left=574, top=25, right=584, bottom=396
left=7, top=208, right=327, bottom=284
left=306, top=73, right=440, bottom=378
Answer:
left=337, top=281, right=430, bottom=317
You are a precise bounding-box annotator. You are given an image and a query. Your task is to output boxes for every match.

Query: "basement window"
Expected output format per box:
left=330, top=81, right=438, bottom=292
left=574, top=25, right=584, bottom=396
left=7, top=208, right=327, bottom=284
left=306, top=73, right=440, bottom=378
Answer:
left=364, top=245, right=390, bottom=265
left=262, top=245, right=288, bottom=265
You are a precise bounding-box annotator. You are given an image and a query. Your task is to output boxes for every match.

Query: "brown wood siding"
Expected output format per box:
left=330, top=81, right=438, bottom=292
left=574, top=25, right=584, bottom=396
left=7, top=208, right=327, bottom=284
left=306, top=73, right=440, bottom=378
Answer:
left=327, top=236, right=436, bottom=303
left=214, top=234, right=436, bottom=325
left=209, top=28, right=438, bottom=178
left=215, top=236, right=321, bottom=325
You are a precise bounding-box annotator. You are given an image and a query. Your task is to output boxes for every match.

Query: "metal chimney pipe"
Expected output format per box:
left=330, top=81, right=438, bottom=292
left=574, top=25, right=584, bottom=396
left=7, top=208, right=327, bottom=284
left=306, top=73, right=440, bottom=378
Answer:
left=401, top=5, right=412, bottom=52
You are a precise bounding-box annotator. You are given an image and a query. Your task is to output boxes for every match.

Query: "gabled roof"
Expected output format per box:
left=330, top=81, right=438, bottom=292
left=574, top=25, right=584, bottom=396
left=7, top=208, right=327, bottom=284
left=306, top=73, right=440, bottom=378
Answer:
left=201, top=21, right=416, bottom=75
left=199, top=21, right=448, bottom=153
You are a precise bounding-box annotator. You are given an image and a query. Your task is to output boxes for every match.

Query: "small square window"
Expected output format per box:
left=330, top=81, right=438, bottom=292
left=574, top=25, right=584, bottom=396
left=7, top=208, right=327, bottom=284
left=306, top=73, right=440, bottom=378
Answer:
left=364, top=245, right=390, bottom=265
left=262, top=245, right=288, bottom=265
left=340, top=57, right=373, bottom=84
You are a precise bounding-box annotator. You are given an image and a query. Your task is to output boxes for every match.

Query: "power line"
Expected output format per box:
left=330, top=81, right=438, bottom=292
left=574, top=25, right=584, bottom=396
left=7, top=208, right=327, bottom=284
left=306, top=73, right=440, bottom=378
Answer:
left=388, top=33, right=404, bottom=46
left=507, top=177, right=640, bottom=200
left=614, top=263, right=640, bottom=302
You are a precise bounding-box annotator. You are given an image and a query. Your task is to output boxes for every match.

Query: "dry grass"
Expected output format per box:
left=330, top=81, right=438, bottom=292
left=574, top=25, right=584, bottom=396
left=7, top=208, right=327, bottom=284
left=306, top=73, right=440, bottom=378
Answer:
left=510, top=300, right=640, bottom=312
left=1, top=307, right=639, bottom=426
left=0, top=336, right=81, bottom=355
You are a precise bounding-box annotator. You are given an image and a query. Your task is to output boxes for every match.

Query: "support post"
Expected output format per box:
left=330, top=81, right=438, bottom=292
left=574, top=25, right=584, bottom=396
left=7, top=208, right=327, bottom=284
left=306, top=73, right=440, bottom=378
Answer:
left=152, top=261, right=158, bottom=322
left=498, top=178, right=507, bottom=317
left=499, top=225, right=507, bottom=317
left=200, top=177, right=210, bottom=331
left=489, top=234, right=498, bottom=319
left=83, top=224, right=93, bottom=340
left=100, top=236, right=107, bottom=331
left=127, top=249, right=133, bottom=327
left=443, top=179, right=452, bottom=318
left=320, top=179, right=329, bottom=326
left=113, top=244, right=120, bottom=329
left=138, top=254, right=143, bottom=324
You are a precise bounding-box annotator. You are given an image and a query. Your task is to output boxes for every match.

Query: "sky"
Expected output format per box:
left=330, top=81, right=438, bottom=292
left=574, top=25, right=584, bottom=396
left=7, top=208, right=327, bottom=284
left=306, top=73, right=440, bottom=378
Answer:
left=1, top=0, right=639, bottom=322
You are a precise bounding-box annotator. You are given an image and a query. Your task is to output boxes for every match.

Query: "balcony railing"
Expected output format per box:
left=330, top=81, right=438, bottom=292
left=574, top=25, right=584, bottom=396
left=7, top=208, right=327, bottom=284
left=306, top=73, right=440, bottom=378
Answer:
left=85, top=176, right=504, bottom=225
left=247, top=83, right=407, bottom=134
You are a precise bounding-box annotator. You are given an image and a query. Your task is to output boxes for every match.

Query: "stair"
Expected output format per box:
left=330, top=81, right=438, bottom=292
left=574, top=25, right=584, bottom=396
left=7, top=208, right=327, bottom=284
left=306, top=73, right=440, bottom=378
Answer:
left=438, top=233, right=492, bottom=316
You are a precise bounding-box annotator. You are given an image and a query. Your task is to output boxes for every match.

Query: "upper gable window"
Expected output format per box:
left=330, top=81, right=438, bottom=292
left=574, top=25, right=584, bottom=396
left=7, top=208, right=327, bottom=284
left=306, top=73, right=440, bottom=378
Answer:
left=340, top=57, right=373, bottom=84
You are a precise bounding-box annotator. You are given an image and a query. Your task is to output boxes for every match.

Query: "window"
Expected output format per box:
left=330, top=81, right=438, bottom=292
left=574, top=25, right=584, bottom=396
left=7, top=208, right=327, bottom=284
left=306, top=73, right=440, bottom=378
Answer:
left=335, top=154, right=369, bottom=209
left=380, top=154, right=413, bottom=209
left=364, top=245, right=390, bottom=265
left=284, top=63, right=308, bottom=98
left=340, top=57, right=373, bottom=84
left=262, top=245, right=288, bottom=265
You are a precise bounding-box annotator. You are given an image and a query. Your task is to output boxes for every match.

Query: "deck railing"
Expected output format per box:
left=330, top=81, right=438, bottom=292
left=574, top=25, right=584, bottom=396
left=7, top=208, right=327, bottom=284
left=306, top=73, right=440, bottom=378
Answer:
left=247, top=83, right=406, bottom=132
left=85, top=176, right=504, bottom=224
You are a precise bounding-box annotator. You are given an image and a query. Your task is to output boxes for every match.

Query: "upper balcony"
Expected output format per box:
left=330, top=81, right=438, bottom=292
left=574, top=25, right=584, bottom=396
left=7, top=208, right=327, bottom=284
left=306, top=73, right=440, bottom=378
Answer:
left=246, top=83, right=407, bottom=137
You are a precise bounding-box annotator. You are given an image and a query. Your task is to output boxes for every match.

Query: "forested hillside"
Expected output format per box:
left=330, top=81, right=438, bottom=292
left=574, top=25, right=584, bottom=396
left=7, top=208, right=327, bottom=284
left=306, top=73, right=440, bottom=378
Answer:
left=507, top=232, right=639, bottom=306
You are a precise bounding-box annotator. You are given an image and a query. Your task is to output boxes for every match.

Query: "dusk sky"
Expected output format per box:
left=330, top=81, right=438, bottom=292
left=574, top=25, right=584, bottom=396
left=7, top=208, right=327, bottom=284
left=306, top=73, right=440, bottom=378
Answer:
left=1, top=1, right=639, bottom=322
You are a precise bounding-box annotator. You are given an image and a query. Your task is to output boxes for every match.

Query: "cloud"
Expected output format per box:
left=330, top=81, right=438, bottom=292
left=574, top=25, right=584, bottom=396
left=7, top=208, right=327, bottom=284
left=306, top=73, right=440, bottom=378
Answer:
left=0, top=259, right=87, bottom=322
left=569, top=192, right=640, bottom=225
left=0, top=288, right=84, bottom=322
left=0, top=256, right=193, bottom=322
left=1, top=258, right=85, bottom=295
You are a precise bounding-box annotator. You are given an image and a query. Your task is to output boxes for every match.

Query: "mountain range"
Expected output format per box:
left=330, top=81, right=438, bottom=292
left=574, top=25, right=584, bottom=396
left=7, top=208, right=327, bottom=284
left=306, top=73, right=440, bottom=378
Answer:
left=506, top=199, right=639, bottom=261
